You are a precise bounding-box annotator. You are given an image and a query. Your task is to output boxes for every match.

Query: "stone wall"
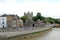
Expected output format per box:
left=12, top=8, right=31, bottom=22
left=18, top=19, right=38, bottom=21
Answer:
left=0, top=27, right=52, bottom=40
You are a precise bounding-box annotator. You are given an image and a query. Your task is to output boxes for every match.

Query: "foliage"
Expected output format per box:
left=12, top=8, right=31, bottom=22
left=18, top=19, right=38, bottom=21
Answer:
left=47, top=17, right=55, bottom=24
left=55, top=19, right=60, bottom=24
left=21, top=12, right=60, bottom=24
left=21, top=16, right=27, bottom=23
left=32, top=16, right=37, bottom=21
left=32, top=12, right=45, bottom=21
left=36, top=12, right=42, bottom=20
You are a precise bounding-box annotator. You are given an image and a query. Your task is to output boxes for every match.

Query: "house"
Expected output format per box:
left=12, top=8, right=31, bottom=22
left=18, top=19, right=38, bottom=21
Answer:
left=0, top=17, right=7, bottom=28
left=1, top=14, right=23, bottom=28
left=12, top=19, right=23, bottom=28
left=36, top=19, right=45, bottom=27
left=19, top=19, right=23, bottom=27
left=1, top=14, right=13, bottom=27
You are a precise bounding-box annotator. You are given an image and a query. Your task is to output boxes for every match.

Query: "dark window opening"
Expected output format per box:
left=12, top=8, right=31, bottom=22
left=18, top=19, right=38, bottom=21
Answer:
left=3, top=25, right=4, bottom=28
left=3, top=22, right=4, bottom=24
left=32, top=24, right=35, bottom=27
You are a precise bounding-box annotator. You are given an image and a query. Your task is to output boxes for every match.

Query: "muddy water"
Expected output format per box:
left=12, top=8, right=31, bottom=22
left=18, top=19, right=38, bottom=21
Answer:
left=22, top=28, right=60, bottom=40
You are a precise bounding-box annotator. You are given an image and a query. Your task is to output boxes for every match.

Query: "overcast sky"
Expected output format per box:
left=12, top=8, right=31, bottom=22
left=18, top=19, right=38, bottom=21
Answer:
left=0, top=0, right=60, bottom=18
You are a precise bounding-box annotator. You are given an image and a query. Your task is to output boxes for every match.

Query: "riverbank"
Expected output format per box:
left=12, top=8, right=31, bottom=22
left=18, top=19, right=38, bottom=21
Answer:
left=53, top=26, right=60, bottom=28
left=0, top=27, right=52, bottom=40
left=11, top=29, right=52, bottom=40
left=25, top=28, right=60, bottom=40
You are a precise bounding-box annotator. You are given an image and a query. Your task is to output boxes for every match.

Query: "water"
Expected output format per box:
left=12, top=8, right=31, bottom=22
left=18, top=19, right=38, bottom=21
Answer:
left=23, top=28, right=60, bottom=40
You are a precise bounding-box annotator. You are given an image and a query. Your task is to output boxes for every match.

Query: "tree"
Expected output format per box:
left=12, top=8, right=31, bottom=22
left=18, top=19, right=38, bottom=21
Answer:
left=55, top=19, right=60, bottom=24
left=47, top=17, right=55, bottom=24
left=21, top=16, right=27, bottom=23
left=36, top=12, right=45, bottom=20
left=32, top=16, right=37, bottom=21
left=36, top=12, right=42, bottom=20
left=32, top=12, right=45, bottom=21
left=36, top=12, right=41, bottom=17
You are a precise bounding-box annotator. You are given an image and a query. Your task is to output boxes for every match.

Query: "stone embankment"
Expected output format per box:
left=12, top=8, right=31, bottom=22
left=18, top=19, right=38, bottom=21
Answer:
left=0, top=26, right=53, bottom=40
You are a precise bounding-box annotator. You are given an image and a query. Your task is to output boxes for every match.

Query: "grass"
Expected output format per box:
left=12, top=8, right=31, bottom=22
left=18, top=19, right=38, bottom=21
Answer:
left=53, top=26, right=60, bottom=28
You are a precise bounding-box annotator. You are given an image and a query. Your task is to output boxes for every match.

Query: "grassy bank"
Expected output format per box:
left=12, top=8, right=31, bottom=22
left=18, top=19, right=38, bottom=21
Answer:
left=53, top=26, right=60, bottom=28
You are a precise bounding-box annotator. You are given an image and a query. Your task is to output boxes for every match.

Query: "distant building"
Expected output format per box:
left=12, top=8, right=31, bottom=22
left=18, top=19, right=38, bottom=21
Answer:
left=24, top=12, right=33, bottom=27
left=36, top=19, right=45, bottom=27
left=24, top=11, right=33, bottom=20
left=12, top=19, right=23, bottom=27
left=12, top=20, right=20, bottom=27
left=1, top=14, right=23, bottom=28
left=19, top=19, right=23, bottom=27
left=0, top=17, right=7, bottom=28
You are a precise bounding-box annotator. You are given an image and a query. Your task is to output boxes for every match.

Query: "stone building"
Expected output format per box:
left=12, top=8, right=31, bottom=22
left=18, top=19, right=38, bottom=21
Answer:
left=24, top=12, right=33, bottom=20
left=24, top=12, right=33, bottom=27
left=19, top=19, right=23, bottom=27
left=12, top=19, right=23, bottom=28
left=12, top=20, right=19, bottom=27
left=23, top=12, right=45, bottom=27
left=35, top=19, right=45, bottom=27
left=1, top=14, right=23, bottom=28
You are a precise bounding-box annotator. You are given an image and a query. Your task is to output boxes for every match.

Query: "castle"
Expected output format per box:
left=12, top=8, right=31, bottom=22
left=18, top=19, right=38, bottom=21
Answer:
left=24, top=11, right=45, bottom=27
left=24, top=11, right=34, bottom=27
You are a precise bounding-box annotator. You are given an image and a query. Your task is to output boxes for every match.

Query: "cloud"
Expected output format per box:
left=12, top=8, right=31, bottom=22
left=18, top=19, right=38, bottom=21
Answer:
left=0, top=0, right=60, bottom=18
left=0, top=0, right=16, bottom=4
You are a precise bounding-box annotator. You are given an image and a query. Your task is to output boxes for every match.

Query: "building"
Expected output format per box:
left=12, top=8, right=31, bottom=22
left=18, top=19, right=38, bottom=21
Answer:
left=12, top=20, right=20, bottom=27
left=24, top=12, right=33, bottom=27
left=0, top=17, right=7, bottom=28
left=36, top=19, right=45, bottom=27
left=19, top=19, right=23, bottom=27
left=24, top=11, right=33, bottom=20
left=12, top=19, right=23, bottom=27
left=1, top=14, right=23, bottom=28
left=2, top=14, right=19, bottom=27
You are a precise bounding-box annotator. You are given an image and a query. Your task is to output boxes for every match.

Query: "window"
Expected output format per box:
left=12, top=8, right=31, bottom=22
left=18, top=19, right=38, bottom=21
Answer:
left=3, top=25, right=4, bottom=28
left=2, top=22, right=4, bottom=24
left=14, top=22, right=15, bottom=24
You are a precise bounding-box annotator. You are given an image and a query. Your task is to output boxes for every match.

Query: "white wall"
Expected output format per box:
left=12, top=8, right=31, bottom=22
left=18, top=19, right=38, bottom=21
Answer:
left=0, top=17, right=7, bottom=28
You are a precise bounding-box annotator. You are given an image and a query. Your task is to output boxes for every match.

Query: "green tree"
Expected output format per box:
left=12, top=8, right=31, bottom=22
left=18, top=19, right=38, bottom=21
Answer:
left=32, top=16, right=37, bottom=21
left=32, top=12, right=45, bottom=21
left=36, top=12, right=45, bottom=20
left=47, top=17, right=55, bottom=24
left=55, top=19, right=60, bottom=24
left=21, top=16, right=27, bottom=23
left=36, top=12, right=42, bottom=19
left=36, top=12, right=41, bottom=16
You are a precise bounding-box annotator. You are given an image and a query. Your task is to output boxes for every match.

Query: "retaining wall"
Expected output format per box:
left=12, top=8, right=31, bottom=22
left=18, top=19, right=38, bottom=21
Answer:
left=0, top=27, right=52, bottom=40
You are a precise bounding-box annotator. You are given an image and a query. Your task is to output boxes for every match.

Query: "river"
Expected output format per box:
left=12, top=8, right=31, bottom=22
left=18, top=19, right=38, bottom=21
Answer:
left=23, top=28, right=60, bottom=40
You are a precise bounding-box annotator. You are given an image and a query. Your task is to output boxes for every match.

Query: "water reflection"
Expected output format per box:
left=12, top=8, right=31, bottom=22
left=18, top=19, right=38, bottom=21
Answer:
left=23, top=28, right=60, bottom=40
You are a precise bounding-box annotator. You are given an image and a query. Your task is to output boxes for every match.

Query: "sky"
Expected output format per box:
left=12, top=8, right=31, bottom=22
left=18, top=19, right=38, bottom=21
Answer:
left=0, top=0, right=60, bottom=18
